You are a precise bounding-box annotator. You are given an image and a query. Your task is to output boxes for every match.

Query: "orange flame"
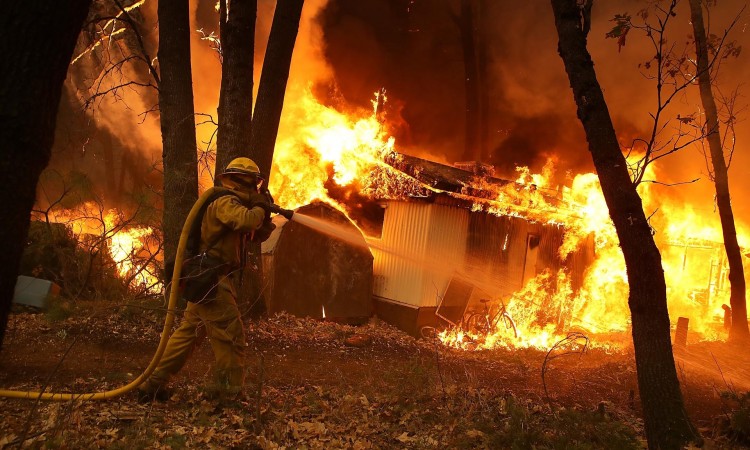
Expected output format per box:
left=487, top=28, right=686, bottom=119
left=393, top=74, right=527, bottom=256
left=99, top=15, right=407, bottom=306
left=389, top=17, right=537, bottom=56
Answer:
left=42, top=203, right=161, bottom=293
left=267, top=87, right=747, bottom=351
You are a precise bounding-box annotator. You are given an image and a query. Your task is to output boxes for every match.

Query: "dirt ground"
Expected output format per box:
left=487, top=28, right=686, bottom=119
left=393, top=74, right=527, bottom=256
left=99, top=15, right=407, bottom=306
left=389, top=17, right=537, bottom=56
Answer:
left=0, top=302, right=748, bottom=449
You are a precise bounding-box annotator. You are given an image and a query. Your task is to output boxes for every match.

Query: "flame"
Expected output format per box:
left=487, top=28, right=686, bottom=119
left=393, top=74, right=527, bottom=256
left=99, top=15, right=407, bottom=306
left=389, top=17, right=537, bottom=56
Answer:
left=265, top=87, right=747, bottom=352
left=58, top=0, right=748, bottom=351
left=41, top=203, right=161, bottom=293
left=269, top=88, right=409, bottom=211
left=103, top=213, right=160, bottom=290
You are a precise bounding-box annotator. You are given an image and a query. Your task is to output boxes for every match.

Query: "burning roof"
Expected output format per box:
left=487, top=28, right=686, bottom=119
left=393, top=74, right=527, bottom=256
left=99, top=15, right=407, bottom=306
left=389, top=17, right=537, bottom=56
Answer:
left=370, top=151, right=572, bottom=225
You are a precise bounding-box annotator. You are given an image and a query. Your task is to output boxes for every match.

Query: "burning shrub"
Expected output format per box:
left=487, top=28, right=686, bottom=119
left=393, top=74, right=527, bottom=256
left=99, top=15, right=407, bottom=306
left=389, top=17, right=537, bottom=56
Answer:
left=20, top=220, right=128, bottom=301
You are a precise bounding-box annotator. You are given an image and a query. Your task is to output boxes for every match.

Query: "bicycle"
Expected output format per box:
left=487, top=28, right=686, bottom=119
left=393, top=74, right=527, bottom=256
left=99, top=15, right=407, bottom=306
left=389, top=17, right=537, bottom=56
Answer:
left=463, top=298, right=518, bottom=339
left=420, top=297, right=518, bottom=344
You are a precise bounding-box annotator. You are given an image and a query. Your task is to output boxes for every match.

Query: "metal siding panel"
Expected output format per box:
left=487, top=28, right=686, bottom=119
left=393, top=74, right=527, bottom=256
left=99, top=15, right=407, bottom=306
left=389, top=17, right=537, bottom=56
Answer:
left=509, top=217, right=529, bottom=290
left=537, top=223, right=565, bottom=273
left=462, top=214, right=526, bottom=297
left=373, top=201, right=432, bottom=307
left=374, top=202, right=580, bottom=309
left=420, top=204, right=469, bottom=307
left=465, top=213, right=509, bottom=275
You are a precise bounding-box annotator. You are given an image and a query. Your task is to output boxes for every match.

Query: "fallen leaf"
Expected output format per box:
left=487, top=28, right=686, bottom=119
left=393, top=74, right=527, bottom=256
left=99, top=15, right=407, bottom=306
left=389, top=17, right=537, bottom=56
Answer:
left=396, top=432, right=415, bottom=443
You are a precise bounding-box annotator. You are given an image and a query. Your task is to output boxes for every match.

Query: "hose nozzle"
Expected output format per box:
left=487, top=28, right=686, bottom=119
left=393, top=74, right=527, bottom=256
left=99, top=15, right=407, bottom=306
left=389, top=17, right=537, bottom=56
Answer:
left=269, top=204, right=294, bottom=220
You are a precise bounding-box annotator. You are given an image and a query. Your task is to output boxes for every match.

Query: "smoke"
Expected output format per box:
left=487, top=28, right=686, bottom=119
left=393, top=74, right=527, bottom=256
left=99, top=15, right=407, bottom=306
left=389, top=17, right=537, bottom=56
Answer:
left=45, top=0, right=163, bottom=212
left=315, top=0, right=750, bottom=228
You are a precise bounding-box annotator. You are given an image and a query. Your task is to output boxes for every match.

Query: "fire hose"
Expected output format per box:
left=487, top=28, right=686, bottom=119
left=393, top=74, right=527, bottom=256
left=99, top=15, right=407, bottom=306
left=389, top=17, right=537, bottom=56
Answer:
left=0, top=187, right=292, bottom=401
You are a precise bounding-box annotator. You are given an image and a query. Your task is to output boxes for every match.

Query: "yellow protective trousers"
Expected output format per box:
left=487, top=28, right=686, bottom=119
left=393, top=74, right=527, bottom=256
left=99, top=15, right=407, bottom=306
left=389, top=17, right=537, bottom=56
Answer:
left=148, top=285, right=246, bottom=390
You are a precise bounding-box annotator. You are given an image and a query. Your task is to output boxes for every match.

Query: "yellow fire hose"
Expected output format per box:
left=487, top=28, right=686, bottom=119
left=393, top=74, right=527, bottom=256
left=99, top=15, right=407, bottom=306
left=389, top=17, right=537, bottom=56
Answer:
left=0, top=187, right=221, bottom=401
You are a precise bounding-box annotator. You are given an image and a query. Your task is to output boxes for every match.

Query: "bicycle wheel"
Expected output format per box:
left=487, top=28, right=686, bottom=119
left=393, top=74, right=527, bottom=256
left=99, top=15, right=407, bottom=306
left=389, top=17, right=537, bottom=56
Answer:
left=499, top=312, right=518, bottom=338
left=463, top=312, right=490, bottom=335
left=420, top=326, right=439, bottom=340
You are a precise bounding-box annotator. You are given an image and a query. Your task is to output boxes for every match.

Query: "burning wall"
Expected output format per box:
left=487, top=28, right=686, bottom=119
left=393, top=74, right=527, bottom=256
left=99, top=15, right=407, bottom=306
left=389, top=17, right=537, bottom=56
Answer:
left=367, top=154, right=596, bottom=341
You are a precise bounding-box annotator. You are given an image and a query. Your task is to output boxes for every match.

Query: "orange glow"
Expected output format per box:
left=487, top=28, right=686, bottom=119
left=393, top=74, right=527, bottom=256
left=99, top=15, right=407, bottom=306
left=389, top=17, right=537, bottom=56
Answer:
left=42, top=203, right=161, bottom=293
left=265, top=86, right=747, bottom=352
left=269, top=88, right=411, bottom=211
left=59, top=0, right=747, bottom=349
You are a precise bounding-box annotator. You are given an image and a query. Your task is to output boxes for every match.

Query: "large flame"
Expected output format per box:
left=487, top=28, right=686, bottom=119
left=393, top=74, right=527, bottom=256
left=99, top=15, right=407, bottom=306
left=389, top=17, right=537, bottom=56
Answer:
left=267, top=86, right=747, bottom=352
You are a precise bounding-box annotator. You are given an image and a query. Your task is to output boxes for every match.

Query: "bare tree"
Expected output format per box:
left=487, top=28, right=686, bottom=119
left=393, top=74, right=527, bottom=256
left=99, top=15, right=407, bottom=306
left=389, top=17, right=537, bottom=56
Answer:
left=476, top=0, right=491, bottom=162
left=550, top=1, right=700, bottom=448
left=29, top=178, right=162, bottom=300
left=688, top=0, right=748, bottom=343
left=604, top=1, right=717, bottom=186
left=607, top=0, right=747, bottom=341
left=0, top=0, right=93, bottom=348
left=449, top=0, right=490, bottom=163
left=158, top=0, right=199, bottom=265
left=73, top=0, right=159, bottom=111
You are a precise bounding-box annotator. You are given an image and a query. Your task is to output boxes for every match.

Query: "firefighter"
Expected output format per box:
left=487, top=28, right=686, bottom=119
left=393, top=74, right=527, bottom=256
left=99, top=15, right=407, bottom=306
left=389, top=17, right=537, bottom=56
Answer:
left=138, top=157, right=271, bottom=402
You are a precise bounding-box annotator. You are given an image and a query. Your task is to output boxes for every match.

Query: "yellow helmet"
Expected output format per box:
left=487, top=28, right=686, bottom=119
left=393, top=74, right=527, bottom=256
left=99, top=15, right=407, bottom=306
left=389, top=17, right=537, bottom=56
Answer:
left=222, top=157, right=262, bottom=179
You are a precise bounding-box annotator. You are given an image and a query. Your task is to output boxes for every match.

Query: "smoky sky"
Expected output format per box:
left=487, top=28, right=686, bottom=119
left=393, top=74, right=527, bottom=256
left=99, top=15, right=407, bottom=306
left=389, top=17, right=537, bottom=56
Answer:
left=315, top=0, right=750, bottom=202
left=316, top=0, right=600, bottom=181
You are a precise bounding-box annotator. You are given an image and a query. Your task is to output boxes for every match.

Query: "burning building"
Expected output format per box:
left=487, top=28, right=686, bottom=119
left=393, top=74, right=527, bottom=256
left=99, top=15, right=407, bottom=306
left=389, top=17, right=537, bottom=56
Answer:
left=366, top=153, right=595, bottom=337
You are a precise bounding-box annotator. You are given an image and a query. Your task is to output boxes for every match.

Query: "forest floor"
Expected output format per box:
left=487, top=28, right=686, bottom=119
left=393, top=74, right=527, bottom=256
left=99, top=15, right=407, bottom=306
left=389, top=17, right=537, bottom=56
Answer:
left=0, top=300, right=749, bottom=449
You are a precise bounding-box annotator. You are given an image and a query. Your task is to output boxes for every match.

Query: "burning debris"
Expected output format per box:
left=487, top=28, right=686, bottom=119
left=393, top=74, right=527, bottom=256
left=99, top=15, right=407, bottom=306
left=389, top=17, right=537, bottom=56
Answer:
left=26, top=200, right=162, bottom=298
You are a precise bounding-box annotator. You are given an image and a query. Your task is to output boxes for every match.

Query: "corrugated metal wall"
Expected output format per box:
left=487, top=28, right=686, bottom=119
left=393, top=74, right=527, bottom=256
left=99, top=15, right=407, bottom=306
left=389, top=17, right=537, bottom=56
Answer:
left=464, top=214, right=529, bottom=297
left=373, top=201, right=469, bottom=308
left=419, top=204, right=469, bottom=307
left=536, top=223, right=566, bottom=274
left=374, top=199, right=594, bottom=309
left=373, top=201, right=431, bottom=307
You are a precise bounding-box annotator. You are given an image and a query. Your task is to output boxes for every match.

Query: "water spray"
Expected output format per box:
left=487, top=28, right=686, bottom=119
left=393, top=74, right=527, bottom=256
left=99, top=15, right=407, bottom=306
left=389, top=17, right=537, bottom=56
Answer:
left=285, top=211, right=487, bottom=289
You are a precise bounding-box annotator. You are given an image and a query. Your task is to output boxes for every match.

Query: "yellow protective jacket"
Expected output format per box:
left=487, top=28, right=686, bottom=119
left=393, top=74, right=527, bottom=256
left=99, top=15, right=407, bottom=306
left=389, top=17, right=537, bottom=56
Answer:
left=199, top=185, right=266, bottom=269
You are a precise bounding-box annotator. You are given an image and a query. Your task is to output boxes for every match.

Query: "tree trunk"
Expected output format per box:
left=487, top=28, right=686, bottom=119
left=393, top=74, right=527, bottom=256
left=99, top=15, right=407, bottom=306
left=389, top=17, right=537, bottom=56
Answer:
left=215, top=0, right=263, bottom=317
left=215, top=0, right=257, bottom=177
left=249, top=0, right=305, bottom=177
left=688, top=0, right=749, bottom=343
left=550, top=1, right=700, bottom=448
left=459, top=0, right=479, bottom=162
left=158, top=0, right=199, bottom=265
left=0, top=0, right=92, bottom=349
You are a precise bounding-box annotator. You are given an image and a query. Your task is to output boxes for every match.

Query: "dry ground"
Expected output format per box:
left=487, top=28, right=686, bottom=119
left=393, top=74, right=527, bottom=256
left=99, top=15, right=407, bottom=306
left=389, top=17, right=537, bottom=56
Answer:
left=0, top=301, right=748, bottom=449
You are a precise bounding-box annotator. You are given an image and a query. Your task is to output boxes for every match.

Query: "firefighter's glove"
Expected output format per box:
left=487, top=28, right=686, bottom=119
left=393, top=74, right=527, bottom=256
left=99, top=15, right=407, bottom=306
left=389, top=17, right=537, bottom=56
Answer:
left=252, top=218, right=276, bottom=243
left=269, top=204, right=294, bottom=221
left=248, top=192, right=272, bottom=220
